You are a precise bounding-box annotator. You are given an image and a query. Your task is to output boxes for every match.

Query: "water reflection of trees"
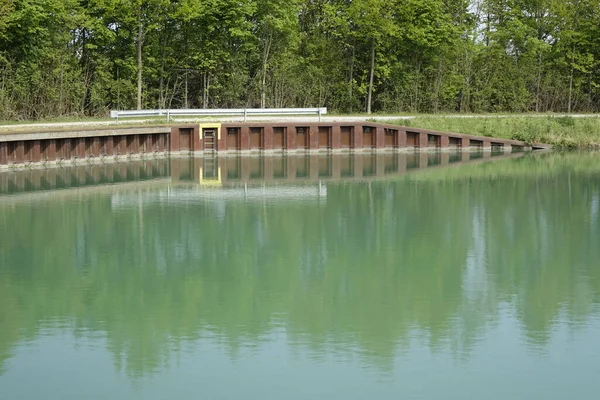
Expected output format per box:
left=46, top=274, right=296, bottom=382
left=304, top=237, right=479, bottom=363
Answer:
left=1, top=153, right=599, bottom=376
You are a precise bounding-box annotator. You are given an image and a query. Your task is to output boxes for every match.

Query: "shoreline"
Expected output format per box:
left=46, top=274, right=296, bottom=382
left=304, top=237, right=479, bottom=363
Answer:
left=2, top=114, right=599, bottom=149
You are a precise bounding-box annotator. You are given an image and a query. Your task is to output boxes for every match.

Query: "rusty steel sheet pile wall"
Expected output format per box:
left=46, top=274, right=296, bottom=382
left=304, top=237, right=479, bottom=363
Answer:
left=0, top=127, right=171, bottom=168
left=179, top=122, right=531, bottom=153
left=1, top=122, right=536, bottom=168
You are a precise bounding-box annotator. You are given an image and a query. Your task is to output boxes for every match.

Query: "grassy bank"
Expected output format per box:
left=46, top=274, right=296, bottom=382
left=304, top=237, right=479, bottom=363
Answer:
left=384, top=115, right=600, bottom=149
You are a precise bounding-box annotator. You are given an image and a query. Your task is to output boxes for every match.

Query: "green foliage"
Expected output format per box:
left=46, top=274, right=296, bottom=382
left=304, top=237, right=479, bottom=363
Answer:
left=1, top=0, right=600, bottom=118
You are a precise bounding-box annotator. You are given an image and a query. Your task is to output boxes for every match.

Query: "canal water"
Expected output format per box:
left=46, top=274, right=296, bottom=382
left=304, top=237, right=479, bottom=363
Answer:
left=1, top=152, right=599, bottom=399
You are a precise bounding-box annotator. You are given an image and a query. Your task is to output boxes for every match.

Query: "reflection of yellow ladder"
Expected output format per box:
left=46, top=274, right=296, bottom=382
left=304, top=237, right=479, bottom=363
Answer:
left=199, top=157, right=222, bottom=186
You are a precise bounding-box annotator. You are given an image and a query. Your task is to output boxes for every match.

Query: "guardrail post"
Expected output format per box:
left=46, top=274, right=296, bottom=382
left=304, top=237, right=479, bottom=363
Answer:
left=244, top=109, right=247, bottom=122
left=166, top=110, right=171, bottom=123
left=318, top=108, right=322, bottom=122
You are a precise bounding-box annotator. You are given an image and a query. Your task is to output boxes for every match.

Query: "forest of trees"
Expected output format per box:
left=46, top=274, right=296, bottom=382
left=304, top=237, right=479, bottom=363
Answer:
left=0, top=0, right=599, bottom=120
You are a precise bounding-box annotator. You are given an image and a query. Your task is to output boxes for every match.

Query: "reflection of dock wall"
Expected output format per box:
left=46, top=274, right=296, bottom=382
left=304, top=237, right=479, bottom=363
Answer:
left=0, top=159, right=171, bottom=196
left=171, top=152, right=526, bottom=186
left=0, top=152, right=525, bottom=196
left=1, top=122, right=536, bottom=168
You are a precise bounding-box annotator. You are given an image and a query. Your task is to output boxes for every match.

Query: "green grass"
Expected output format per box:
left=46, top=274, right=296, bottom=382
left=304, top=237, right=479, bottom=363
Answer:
left=0, top=115, right=113, bottom=126
left=382, top=115, right=600, bottom=149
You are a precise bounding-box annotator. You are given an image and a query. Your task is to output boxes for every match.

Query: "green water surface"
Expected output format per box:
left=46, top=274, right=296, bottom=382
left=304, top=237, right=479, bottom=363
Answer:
left=1, top=152, right=599, bottom=399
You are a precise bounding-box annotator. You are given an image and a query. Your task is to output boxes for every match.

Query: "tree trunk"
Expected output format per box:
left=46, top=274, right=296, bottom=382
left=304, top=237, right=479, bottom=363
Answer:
left=203, top=72, right=210, bottom=109
left=536, top=51, right=542, bottom=113
left=434, top=58, right=443, bottom=113
left=158, top=33, right=167, bottom=109
left=184, top=70, right=189, bottom=109
left=349, top=44, right=355, bottom=113
left=80, top=28, right=93, bottom=115
left=261, top=67, right=267, bottom=109
left=136, top=7, right=144, bottom=110
left=261, top=36, right=272, bottom=109
left=568, top=44, right=575, bottom=114
left=367, top=39, right=375, bottom=115
left=463, top=50, right=472, bottom=113
left=413, top=61, right=421, bottom=111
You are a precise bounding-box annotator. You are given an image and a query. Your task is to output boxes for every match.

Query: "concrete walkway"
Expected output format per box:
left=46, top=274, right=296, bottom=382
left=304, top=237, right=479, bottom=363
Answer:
left=0, top=115, right=414, bottom=132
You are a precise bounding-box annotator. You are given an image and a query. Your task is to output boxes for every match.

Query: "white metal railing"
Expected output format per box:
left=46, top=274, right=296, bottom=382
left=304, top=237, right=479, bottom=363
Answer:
left=109, top=108, right=328, bottom=122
